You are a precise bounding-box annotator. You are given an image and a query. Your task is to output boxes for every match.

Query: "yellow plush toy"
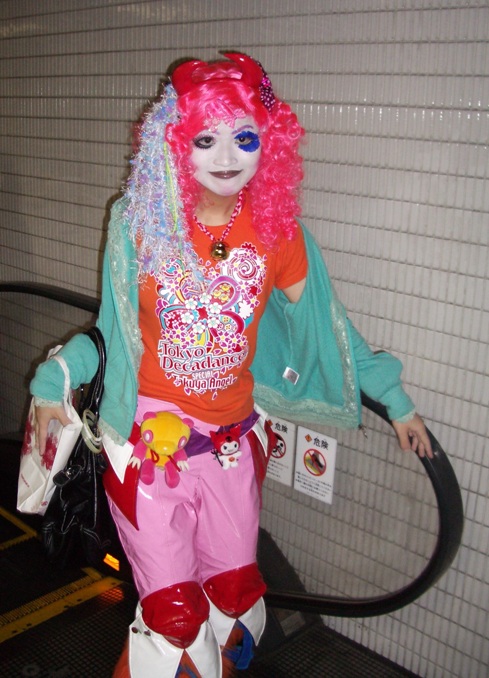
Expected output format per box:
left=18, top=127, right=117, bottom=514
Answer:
left=136, top=411, right=193, bottom=488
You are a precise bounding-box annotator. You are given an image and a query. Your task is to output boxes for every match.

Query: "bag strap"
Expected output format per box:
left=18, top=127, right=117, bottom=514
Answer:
left=79, top=327, right=107, bottom=453
left=81, top=327, right=106, bottom=415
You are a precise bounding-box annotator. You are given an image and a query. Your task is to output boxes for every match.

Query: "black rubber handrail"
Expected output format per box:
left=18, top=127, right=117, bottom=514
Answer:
left=0, top=282, right=99, bottom=314
left=265, top=393, right=464, bottom=616
left=1, top=282, right=464, bottom=616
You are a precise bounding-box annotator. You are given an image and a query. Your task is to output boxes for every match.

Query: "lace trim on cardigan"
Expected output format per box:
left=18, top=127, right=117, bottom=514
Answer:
left=99, top=417, right=126, bottom=446
left=252, top=384, right=360, bottom=429
left=330, top=289, right=360, bottom=421
left=393, top=408, right=416, bottom=423
left=33, top=397, right=62, bottom=409
left=107, top=200, right=143, bottom=373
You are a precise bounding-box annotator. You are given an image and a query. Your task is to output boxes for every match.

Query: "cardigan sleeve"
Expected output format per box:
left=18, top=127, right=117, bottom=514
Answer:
left=30, top=332, right=100, bottom=403
left=347, top=320, right=416, bottom=422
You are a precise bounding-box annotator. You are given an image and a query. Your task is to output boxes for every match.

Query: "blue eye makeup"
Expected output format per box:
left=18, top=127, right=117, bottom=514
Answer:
left=235, top=130, right=260, bottom=153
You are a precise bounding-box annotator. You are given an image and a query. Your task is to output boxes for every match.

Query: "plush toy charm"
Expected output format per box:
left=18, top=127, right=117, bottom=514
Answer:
left=131, top=411, right=193, bottom=488
left=210, top=424, right=242, bottom=469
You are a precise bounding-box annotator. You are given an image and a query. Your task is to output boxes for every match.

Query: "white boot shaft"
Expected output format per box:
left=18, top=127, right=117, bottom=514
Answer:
left=128, top=606, right=222, bottom=678
left=207, top=596, right=266, bottom=648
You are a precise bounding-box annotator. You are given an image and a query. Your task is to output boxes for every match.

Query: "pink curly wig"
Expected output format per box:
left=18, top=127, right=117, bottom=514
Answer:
left=166, top=58, right=305, bottom=246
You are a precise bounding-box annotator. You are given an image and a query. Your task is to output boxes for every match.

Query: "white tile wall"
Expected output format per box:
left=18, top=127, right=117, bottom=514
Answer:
left=1, top=2, right=488, bottom=676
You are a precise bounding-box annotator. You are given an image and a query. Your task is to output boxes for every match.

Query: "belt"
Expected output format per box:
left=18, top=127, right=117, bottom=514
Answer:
left=185, top=410, right=259, bottom=458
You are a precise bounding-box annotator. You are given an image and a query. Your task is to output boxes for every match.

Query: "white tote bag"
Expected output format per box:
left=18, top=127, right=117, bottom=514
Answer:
left=17, top=350, right=83, bottom=515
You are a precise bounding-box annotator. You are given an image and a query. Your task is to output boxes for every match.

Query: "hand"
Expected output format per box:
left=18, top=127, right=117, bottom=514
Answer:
left=392, top=414, right=433, bottom=459
left=34, top=405, right=72, bottom=456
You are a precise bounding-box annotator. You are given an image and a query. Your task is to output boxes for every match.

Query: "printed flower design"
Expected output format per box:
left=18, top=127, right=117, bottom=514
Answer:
left=220, top=243, right=266, bottom=311
left=21, top=412, right=59, bottom=469
left=41, top=433, right=58, bottom=470
left=238, top=300, right=254, bottom=319
left=200, top=292, right=212, bottom=305
left=21, top=415, right=35, bottom=456
left=157, top=258, right=203, bottom=300
left=208, top=302, right=222, bottom=315
left=158, top=275, right=246, bottom=352
left=193, top=321, right=206, bottom=336
left=153, top=243, right=267, bottom=397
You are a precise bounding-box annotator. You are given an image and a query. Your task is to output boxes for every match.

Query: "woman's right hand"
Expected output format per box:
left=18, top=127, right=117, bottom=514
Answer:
left=34, top=406, right=72, bottom=455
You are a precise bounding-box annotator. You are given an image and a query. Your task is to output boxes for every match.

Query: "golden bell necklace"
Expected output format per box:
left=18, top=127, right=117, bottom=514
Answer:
left=194, top=190, right=244, bottom=261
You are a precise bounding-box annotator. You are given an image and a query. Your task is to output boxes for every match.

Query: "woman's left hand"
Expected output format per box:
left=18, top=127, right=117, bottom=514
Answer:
left=392, top=414, right=433, bottom=459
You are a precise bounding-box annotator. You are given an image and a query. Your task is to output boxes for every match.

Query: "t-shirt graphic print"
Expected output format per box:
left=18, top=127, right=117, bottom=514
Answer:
left=154, top=243, right=266, bottom=400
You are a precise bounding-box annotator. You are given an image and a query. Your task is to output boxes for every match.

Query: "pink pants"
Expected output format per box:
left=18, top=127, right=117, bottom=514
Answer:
left=107, top=396, right=262, bottom=601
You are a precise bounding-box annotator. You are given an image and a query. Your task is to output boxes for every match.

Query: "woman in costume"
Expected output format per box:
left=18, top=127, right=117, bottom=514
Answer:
left=31, top=53, right=431, bottom=678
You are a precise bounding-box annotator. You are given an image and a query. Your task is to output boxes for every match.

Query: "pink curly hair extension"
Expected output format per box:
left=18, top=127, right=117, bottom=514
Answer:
left=166, top=61, right=305, bottom=246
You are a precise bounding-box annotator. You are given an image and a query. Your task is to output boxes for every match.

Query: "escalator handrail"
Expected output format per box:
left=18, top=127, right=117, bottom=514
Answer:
left=0, top=282, right=99, bottom=314
left=264, top=393, right=464, bottom=616
left=1, top=282, right=464, bottom=616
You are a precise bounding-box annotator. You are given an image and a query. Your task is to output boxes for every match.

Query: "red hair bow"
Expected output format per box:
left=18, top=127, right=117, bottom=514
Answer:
left=171, top=52, right=275, bottom=111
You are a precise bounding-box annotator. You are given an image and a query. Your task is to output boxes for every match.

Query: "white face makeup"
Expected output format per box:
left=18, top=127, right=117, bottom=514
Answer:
left=191, top=116, right=261, bottom=198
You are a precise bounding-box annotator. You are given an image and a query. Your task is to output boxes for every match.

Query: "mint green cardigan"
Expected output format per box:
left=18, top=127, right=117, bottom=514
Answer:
left=31, top=199, right=415, bottom=445
left=251, top=224, right=415, bottom=428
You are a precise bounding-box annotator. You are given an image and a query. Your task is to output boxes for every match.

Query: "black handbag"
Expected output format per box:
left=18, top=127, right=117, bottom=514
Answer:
left=41, top=327, right=115, bottom=569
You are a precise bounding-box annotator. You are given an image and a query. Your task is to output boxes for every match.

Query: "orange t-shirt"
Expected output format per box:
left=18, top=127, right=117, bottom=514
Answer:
left=138, top=197, right=307, bottom=425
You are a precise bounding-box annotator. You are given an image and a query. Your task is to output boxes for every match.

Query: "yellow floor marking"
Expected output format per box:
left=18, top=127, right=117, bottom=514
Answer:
left=0, top=569, right=122, bottom=642
left=0, top=532, right=35, bottom=550
left=0, top=508, right=124, bottom=642
left=0, top=505, right=38, bottom=547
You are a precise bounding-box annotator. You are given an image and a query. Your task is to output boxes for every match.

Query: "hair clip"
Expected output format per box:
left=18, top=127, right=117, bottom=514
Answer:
left=222, top=52, right=276, bottom=112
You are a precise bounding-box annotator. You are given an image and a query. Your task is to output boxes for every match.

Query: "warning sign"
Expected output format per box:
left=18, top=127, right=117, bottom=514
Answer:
left=294, top=426, right=337, bottom=504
